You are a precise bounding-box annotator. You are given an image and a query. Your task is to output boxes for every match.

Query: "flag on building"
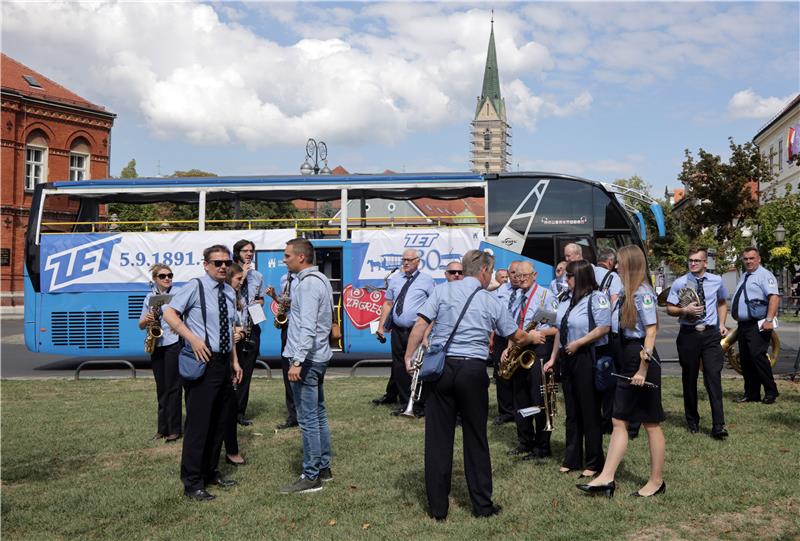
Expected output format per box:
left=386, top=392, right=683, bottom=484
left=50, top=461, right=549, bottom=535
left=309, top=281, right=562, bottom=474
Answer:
left=789, top=123, right=800, bottom=160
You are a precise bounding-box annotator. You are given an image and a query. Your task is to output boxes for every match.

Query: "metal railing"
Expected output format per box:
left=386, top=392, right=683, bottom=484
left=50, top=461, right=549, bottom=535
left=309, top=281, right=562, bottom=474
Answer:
left=349, top=359, right=392, bottom=377
left=74, top=360, right=137, bottom=380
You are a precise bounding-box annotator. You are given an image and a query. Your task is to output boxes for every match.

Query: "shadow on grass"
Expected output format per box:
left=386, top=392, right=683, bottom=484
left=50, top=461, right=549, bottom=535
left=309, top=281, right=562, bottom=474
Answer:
left=764, top=410, right=800, bottom=429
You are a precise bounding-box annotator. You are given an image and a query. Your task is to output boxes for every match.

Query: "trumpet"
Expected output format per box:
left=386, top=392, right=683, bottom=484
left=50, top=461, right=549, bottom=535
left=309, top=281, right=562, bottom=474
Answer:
left=540, top=359, right=557, bottom=432
left=401, top=346, right=425, bottom=417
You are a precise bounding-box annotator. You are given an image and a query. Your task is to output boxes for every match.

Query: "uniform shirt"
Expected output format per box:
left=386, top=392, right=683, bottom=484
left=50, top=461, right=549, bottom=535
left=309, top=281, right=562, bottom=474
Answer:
left=418, top=276, right=518, bottom=360
left=611, top=283, right=658, bottom=338
left=518, top=283, right=559, bottom=331
left=494, top=281, right=519, bottom=311
left=282, top=266, right=333, bottom=364
left=242, top=268, right=267, bottom=305
left=141, top=289, right=180, bottom=347
left=556, top=290, right=612, bottom=346
left=594, top=264, right=622, bottom=298
left=731, top=265, right=779, bottom=321
left=168, top=273, right=236, bottom=354
left=279, top=272, right=298, bottom=297
left=385, top=270, right=435, bottom=328
left=667, top=272, right=728, bottom=327
left=549, top=277, right=567, bottom=298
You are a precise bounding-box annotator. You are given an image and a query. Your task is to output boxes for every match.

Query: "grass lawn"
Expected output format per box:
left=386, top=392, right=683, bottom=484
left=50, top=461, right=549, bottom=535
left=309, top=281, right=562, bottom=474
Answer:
left=2, top=376, right=799, bottom=540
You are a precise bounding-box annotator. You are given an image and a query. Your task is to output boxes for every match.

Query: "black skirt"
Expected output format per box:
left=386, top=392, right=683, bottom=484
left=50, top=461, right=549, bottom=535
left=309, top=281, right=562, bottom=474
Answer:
left=613, top=337, right=665, bottom=423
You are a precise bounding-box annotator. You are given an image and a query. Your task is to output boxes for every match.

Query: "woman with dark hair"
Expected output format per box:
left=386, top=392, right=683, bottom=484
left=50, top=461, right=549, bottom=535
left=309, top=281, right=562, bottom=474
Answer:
left=138, top=264, right=182, bottom=441
left=577, top=245, right=665, bottom=498
left=222, top=263, right=247, bottom=466
left=544, top=259, right=610, bottom=478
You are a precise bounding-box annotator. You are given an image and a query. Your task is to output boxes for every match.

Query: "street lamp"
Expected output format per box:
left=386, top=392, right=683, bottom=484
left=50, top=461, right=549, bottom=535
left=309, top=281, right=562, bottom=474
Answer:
left=774, top=224, right=786, bottom=243
left=300, top=138, right=332, bottom=176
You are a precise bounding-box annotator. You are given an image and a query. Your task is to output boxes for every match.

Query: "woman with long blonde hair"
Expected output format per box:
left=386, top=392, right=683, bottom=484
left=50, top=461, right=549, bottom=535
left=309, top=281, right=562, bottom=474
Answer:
left=577, top=245, right=665, bottom=498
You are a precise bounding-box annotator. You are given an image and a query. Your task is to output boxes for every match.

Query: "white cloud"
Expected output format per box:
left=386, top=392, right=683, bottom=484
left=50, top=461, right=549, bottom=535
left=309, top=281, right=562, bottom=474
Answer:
left=727, top=90, right=796, bottom=120
left=504, top=80, right=592, bottom=130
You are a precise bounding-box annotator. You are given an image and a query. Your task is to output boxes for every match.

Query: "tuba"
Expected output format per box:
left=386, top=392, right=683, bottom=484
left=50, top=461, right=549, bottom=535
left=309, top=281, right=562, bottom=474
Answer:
left=721, top=327, right=781, bottom=374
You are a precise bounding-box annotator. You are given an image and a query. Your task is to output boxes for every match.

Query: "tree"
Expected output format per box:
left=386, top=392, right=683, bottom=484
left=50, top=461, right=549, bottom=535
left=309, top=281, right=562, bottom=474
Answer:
left=754, top=187, right=800, bottom=272
left=120, top=159, right=138, bottom=179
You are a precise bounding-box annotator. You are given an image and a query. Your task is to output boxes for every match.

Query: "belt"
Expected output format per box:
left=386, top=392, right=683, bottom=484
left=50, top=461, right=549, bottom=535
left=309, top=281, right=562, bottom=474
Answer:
left=621, top=335, right=645, bottom=343
left=737, top=319, right=759, bottom=326
left=679, top=325, right=717, bottom=333
left=446, top=356, right=487, bottom=363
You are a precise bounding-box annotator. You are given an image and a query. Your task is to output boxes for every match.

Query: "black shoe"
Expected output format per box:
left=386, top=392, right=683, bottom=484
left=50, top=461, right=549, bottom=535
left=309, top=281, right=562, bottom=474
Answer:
left=276, top=419, right=299, bottom=430
left=319, top=467, right=333, bottom=483
left=576, top=481, right=615, bottom=498
left=206, top=476, right=237, bottom=488
left=762, top=395, right=777, bottom=404
left=165, top=433, right=181, bottom=442
left=226, top=455, right=246, bottom=467
left=711, top=426, right=729, bottom=440
left=507, top=446, right=531, bottom=456
left=632, top=481, right=666, bottom=497
left=390, top=408, right=405, bottom=417
left=493, top=415, right=513, bottom=426
left=237, top=416, right=254, bottom=427
left=734, top=396, right=759, bottom=403
left=372, top=394, right=397, bottom=406
left=687, top=422, right=699, bottom=434
left=185, top=488, right=215, bottom=501
left=474, top=504, right=502, bottom=518
left=522, top=448, right=551, bottom=461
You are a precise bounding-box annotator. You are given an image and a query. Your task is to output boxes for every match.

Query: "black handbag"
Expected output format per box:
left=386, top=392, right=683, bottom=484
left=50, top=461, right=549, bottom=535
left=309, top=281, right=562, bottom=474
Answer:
left=178, top=278, right=212, bottom=381
left=419, top=286, right=481, bottom=382
left=587, top=292, right=613, bottom=391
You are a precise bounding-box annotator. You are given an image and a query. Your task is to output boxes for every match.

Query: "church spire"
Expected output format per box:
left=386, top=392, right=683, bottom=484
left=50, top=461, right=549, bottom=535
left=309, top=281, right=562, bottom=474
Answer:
left=476, top=18, right=505, bottom=120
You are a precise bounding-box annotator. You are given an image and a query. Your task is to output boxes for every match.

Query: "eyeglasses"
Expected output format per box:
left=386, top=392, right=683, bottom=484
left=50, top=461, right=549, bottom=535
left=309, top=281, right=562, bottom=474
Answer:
left=446, top=270, right=463, bottom=276
left=565, top=273, right=575, bottom=278
left=209, top=259, right=233, bottom=267
left=401, top=257, right=419, bottom=263
left=157, top=273, right=174, bottom=279
left=688, top=259, right=706, bottom=264
left=742, top=257, right=757, bottom=261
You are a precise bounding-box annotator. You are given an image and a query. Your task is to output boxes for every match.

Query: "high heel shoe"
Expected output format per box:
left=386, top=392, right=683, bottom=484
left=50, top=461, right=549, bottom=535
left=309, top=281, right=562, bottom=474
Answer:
left=225, top=455, right=246, bottom=466
left=576, top=481, right=615, bottom=498
left=631, top=481, right=666, bottom=497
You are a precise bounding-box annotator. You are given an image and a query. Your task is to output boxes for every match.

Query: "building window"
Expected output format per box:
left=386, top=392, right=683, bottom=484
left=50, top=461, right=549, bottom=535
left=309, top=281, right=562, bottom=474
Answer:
left=483, top=129, right=491, bottom=151
left=769, top=146, right=774, bottom=172
left=778, top=139, right=783, bottom=172
left=484, top=161, right=490, bottom=172
left=69, top=153, right=88, bottom=181
left=25, top=146, right=45, bottom=190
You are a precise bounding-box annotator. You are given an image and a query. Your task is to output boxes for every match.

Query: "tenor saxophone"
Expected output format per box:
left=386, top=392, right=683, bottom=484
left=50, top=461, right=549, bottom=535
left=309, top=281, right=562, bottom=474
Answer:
left=498, top=319, right=539, bottom=380
left=144, top=306, right=164, bottom=354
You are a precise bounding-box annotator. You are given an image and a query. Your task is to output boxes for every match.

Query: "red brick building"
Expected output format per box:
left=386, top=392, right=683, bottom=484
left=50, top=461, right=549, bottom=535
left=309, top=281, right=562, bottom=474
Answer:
left=1, top=54, right=115, bottom=308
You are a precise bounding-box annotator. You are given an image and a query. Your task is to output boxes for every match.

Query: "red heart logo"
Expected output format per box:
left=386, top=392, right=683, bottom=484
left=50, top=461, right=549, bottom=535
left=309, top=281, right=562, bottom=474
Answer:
left=342, top=285, right=384, bottom=329
left=270, top=299, right=279, bottom=316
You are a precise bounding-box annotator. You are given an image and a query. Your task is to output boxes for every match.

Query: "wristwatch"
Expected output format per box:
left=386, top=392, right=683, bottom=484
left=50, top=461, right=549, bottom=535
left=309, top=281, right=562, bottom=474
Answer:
left=292, top=360, right=302, bottom=367
left=765, top=317, right=774, bottom=323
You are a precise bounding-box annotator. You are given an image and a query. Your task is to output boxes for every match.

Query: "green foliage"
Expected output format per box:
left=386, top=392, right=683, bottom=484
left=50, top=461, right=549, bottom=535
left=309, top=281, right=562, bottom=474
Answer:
left=2, top=378, right=799, bottom=540
left=120, top=159, right=138, bottom=179
left=755, top=189, right=800, bottom=270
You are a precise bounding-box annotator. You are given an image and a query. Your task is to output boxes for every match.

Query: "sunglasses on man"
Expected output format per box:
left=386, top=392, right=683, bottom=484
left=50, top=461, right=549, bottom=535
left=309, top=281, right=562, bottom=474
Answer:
left=445, top=270, right=463, bottom=276
left=208, top=259, right=233, bottom=267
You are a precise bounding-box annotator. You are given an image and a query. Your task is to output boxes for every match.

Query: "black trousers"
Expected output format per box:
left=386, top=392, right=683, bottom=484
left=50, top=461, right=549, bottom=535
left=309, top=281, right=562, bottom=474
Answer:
left=391, top=326, right=413, bottom=405
left=224, top=346, right=245, bottom=456
left=560, top=348, right=604, bottom=472
left=236, top=325, right=260, bottom=418
left=596, top=341, right=617, bottom=432
left=280, top=326, right=297, bottom=423
left=737, top=321, right=779, bottom=400
left=181, top=353, right=234, bottom=492
left=676, top=326, right=726, bottom=427
left=491, top=335, right=514, bottom=418
left=425, top=357, right=495, bottom=518
left=151, top=342, right=183, bottom=436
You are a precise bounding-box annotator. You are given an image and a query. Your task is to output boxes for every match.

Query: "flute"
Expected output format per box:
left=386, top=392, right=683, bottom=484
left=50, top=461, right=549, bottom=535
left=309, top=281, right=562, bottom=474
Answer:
left=611, top=372, right=659, bottom=389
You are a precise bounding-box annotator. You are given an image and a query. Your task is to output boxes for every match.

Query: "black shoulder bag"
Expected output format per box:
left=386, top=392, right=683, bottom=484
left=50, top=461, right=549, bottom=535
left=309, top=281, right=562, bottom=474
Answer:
left=587, top=292, right=613, bottom=391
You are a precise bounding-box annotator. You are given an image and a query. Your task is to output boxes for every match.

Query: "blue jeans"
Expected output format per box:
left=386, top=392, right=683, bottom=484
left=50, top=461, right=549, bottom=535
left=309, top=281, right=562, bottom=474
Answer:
left=290, top=362, right=332, bottom=480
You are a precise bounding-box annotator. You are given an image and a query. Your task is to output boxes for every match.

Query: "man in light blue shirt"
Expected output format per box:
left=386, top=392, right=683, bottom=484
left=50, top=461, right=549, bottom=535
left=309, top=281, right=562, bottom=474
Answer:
left=730, top=247, right=781, bottom=404
left=404, top=249, right=536, bottom=521
left=163, top=245, right=243, bottom=502
left=280, top=238, right=333, bottom=494
left=377, top=248, right=435, bottom=417
left=666, top=247, right=729, bottom=439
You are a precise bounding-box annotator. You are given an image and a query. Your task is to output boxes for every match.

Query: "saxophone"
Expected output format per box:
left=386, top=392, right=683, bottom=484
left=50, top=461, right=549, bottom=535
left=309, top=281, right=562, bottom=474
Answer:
left=144, top=303, right=164, bottom=354
left=498, top=320, right=538, bottom=380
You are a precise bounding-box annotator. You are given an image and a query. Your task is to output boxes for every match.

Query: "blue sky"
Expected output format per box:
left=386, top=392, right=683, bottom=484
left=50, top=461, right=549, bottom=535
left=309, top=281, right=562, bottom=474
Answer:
left=3, top=1, right=798, bottom=197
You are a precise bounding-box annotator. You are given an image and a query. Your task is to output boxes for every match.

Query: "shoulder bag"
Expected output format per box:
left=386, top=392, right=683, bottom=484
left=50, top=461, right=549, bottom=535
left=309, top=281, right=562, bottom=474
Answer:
left=587, top=292, right=613, bottom=391
left=179, top=278, right=212, bottom=381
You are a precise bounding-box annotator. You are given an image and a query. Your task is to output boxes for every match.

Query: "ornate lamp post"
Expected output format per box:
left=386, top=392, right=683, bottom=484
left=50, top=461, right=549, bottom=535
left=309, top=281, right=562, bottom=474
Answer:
left=300, top=138, right=332, bottom=176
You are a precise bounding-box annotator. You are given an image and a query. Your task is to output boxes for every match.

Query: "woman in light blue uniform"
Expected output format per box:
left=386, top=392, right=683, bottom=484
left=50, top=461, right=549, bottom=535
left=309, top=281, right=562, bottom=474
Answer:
left=577, top=245, right=665, bottom=498
left=222, top=263, right=247, bottom=467
left=138, top=264, right=182, bottom=441
left=544, top=259, right=610, bottom=478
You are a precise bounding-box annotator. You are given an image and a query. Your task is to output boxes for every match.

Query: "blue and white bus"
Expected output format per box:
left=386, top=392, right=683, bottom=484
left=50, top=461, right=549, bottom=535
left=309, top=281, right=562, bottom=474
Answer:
left=24, top=172, right=664, bottom=360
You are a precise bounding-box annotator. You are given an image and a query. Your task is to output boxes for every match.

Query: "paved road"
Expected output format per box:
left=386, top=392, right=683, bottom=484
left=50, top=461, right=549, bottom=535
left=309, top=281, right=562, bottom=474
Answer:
left=2, top=309, right=798, bottom=380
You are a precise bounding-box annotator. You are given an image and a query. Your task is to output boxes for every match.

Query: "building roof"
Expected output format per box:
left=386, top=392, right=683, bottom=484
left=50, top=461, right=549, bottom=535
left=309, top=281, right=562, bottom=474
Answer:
left=475, top=21, right=505, bottom=120
left=0, top=53, right=111, bottom=115
left=752, top=93, right=800, bottom=143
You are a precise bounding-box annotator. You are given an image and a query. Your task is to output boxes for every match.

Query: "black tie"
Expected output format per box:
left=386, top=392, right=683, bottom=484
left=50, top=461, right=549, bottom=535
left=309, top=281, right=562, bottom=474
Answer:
left=508, top=288, right=518, bottom=311
left=394, top=273, right=414, bottom=316
left=285, top=274, right=294, bottom=299
left=515, top=294, right=527, bottom=327
left=695, top=277, right=706, bottom=320
left=242, top=276, right=249, bottom=304
left=218, top=283, right=230, bottom=353
left=732, top=274, right=751, bottom=320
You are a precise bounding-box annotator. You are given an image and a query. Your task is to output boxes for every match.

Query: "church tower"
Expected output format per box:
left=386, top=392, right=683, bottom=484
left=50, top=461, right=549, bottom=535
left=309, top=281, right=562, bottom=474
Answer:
left=470, top=18, right=511, bottom=173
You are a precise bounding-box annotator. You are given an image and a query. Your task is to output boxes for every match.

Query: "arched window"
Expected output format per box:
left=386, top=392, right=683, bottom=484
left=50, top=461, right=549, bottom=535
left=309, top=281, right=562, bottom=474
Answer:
left=484, top=161, right=490, bottom=172
left=25, top=132, right=48, bottom=191
left=483, top=129, right=491, bottom=151
left=69, top=138, right=91, bottom=181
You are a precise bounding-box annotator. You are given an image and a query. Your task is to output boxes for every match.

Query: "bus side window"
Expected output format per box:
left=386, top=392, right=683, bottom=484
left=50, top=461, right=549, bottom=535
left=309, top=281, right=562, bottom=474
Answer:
left=555, top=236, right=595, bottom=264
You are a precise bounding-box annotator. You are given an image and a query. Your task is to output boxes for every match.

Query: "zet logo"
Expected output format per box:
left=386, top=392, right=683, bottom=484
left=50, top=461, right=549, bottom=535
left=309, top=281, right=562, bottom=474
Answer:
left=404, top=232, right=439, bottom=248
left=44, top=235, right=123, bottom=291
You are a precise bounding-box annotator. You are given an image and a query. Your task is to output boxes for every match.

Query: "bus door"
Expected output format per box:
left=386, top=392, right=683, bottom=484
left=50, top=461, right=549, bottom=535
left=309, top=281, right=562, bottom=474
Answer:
left=554, top=235, right=596, bottom=264
left=314, top=247, right=343, bottom=352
